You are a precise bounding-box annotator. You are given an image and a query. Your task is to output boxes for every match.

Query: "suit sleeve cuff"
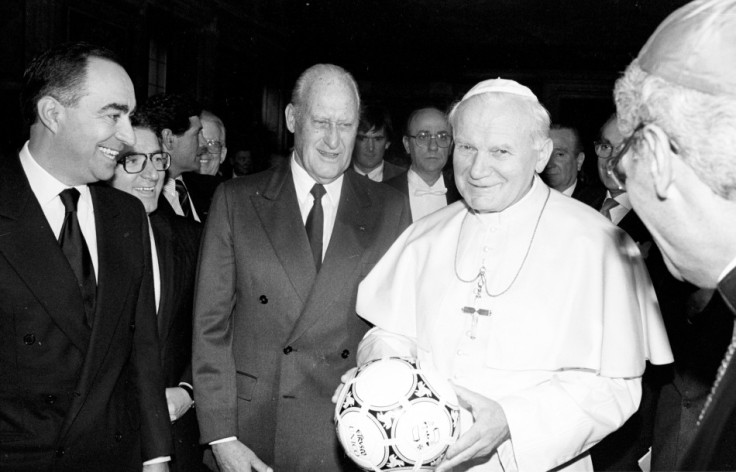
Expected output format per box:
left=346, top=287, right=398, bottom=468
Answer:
left=210, top=436, right=237, bottom=445
left=143, top=456, right=171, bottom=465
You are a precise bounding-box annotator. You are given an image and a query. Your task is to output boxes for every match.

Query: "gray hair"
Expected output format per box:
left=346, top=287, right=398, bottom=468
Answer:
left=448, top=93, right=551, bottom=150
left=201, top=110, right=226, bottom=146
left=290, top=64, right=360, bottom=118
left=615, top=60, right=736, bottom=200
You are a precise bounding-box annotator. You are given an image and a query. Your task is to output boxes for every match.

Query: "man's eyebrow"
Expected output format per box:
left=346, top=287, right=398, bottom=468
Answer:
left=99, top=103, right=130, bottom=114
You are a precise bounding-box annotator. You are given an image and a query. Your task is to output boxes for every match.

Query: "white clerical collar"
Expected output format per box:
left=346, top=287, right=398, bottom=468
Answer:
left=353, top=161, right=384, bottom=182
left=19, top=141, right=92, bottom=207
left=290, top=152, right=343, bottom=208
left=606, top=190, right=632, bottom=211
left=407, top=167, right=446, bottom=191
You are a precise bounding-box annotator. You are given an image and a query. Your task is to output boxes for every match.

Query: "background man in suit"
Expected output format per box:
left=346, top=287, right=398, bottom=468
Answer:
left=198, top=110, right=227, bottom=177
left=0, top=41, right=170, bottom=471
left=611, top=0, right=736, bottom=468
left=541, top=124, right=604, bottom=207
left=138, top=93, right=211, bottom=222
left=192, top=63, right=410, bottom=472
left=386, top=107, right=461, bottom=221
left=351, top=104, right=404, bottom=182
left=109, top=118, right=204, bottom=471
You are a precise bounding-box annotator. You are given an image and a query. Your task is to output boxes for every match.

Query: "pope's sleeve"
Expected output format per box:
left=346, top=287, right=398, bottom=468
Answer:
left=496, top=371, right=641, bottom=471
left=191, top=184, right=239, bottom=443
left=356, top=225, right=420, bottom=338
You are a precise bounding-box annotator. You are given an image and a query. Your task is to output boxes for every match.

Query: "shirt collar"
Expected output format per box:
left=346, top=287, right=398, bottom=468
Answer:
left=407, top=168, right=446, bottom=190
left=19, top=141, right=92, bottom=206
left=353, top=161, right=384, bottom=181
left=290, top=152, right=344, bottom=206
left=607, top=190, right=632, bottom=210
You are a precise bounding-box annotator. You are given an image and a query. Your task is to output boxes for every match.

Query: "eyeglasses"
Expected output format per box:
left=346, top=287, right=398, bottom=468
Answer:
left=605, top=123, right=645, bottom=191
left=200, top=131, right=223, bottom=154
left=594, top=140, right=626, bottom=159
left=407, top=131, right=452, bottom=148
left=118, top=152, right=171, bottom=174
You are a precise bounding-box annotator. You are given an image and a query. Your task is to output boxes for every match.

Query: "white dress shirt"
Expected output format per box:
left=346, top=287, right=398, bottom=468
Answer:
left=20, top=142, right=99, bottom=278
left=292, top=155, right=342, bottom=261
left=162, top=176, right=201, bottom=223
left=407, top=168, right=448, bottom=221
left=353, top=161, right=384, bottom=182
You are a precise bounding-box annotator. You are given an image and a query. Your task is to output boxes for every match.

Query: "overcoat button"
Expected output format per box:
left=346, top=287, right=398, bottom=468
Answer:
left=45, top=395, right=57, bottom=404
left=114, top=432, right=123, bottom=442
left=283, top=346, right=293, bottom=355
left=55, top=447, right=65, bottom=457
left=259, top=295, right=268, bottom=304
left=341, top=349, right=350, bottom=359
left=23, top=334, right=35, bottom=345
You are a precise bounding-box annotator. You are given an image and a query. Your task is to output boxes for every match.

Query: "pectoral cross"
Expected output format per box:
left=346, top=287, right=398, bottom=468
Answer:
left=461, top=267, right=492, bottom=339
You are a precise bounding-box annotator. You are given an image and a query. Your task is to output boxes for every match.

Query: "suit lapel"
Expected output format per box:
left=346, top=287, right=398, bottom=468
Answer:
left=150, top=214, right=176, bottom=338
left=252, top=165, right=316, bottom=307
left=0, top=156, right=91, bottom=353
left=287, top=172, right=375, bottom=344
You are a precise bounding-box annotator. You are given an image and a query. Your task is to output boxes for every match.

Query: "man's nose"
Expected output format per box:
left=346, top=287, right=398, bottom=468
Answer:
left=116, top=116, right=136, bottom=146
left=142, top=158, right=159, bottom=180
left=428, top=135, right=439, bottom=151
left=324, top=123, right=340, bottom=149
left=469, top=152, right=492, bottom=179
left=366, top=138, right=375, bottom=151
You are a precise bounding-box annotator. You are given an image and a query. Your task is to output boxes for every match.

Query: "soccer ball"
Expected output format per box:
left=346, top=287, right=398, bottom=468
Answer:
left=334, top=357, right=461, bottom=471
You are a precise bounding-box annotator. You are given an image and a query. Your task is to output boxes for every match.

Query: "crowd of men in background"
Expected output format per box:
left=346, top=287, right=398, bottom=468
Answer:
left=2, top=0, right=735, bottom=470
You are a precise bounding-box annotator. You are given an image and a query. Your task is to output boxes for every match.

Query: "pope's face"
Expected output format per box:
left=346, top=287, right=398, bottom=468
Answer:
left=54, top=57, right=136, bottom=186
left=542, top=128, right=582, bottom=191
left=453, top=96, right=551, bottom=212
left=110, top=128, right=165, bottom=214
left=598, top=119, right=625, bottom=191
left=286, top=75, right=359, bottom=184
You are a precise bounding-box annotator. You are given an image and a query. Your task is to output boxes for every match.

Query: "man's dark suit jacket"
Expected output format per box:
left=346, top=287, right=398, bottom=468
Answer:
left=381, top=160, right=405, bottom=182
left=0, top=154, right=171, bottom=471
left=193, top=162, right=410, bottom=471
left=677, top=267, right=736, bottom=470
left=384, top=169, right=462, bottom=221
left=570, top=180, right=606, bottom=209
left=149, top=207, right=203, bottom=472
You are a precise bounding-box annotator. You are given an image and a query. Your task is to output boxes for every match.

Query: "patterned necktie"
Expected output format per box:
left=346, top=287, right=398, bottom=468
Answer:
left=305, top=184, right=326, bottom=272
left=599, top=197, right=620, bottom=221
left=58, top=188, right=96, bottom=327
left=175, top=179, right=192, bottom=219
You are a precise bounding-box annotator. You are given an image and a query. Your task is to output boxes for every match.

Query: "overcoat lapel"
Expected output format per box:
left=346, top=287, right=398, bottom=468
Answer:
left=59, top=186, right=141, bottom=440
left=0, top=156, right=91, bottom=353
left=287, top=172, right=376, bottom=344
left=252, top=164, right=316, bottom=309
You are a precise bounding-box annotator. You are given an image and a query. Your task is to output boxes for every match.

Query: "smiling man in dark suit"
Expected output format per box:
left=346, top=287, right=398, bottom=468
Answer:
left=192, top=63, right=410, bottom=472
left=0, top=42, right=170, bottom=471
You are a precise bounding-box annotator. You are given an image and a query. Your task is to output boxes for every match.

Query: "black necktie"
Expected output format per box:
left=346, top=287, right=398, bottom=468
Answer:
left=58, top=188, right=96, bottom=326
left=305, top=184, right=326, bottom=271
left=175, top=179, right=192, bottom=219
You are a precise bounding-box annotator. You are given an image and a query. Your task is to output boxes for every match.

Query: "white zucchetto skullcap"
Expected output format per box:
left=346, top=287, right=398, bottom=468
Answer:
left=461, top=78, right=538, bottom=102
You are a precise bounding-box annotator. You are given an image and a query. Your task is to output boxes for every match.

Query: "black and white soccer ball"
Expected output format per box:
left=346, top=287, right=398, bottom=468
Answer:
left=335, top=357, right=461, bottom=471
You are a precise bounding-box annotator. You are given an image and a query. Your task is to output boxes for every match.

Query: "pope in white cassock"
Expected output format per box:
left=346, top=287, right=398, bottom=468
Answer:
left=348, top=79, right=674, bottom=471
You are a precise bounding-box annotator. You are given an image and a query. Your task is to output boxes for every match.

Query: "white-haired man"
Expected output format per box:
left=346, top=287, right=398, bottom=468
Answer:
left=611, top=0, right=736, bottom=469
left=341, top=78, right=672, bottom=471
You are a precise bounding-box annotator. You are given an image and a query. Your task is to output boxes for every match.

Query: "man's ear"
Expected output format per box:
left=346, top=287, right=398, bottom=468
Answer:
left=36, top=96, right=63, bottom=133
left=641, top=124, right=675, bottom=200
left=161, top=129, right=174, bottom=151
left=534, top=137, right=553, bottom=173
left=576, top=152, right=585, bottom=171
left=385, top=141, right=391, bottom=151
left=402, top=136, right=411, bottom=154
left=220, top=147, right=228, bottom=164
left=285, top=104, right=296, bottom=133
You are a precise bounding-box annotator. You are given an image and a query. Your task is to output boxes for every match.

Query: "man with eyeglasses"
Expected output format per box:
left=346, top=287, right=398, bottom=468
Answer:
left=386, top=107, right=461, bottom=221
left=351, top=104, right=404, bottom=182
left=198, top=110, right=227, bottom=176
left=609, top=0, right=736, bottom=469
left=108, top=116, right=203, bottom=472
